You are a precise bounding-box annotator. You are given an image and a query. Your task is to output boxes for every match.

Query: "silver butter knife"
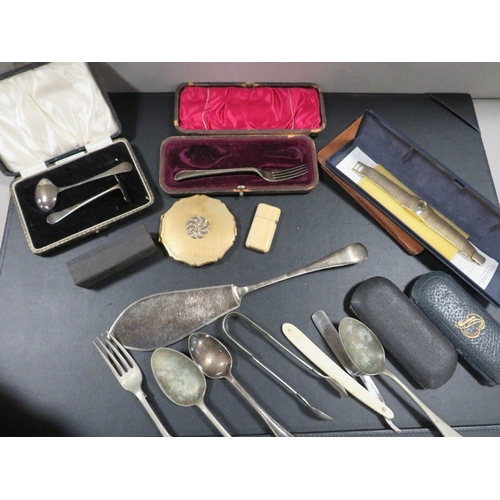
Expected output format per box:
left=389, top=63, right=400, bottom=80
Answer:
left=311, top=310, right=401, bottom=434
left=281, top=323, right=394, bottom=420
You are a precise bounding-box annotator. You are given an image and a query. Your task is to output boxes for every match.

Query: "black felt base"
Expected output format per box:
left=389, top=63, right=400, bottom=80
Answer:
left=10, top=139, right=154, bottom=254
left=2, top=92, right=500, bottom=437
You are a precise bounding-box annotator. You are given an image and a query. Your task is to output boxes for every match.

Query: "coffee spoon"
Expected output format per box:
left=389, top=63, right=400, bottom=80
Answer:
left=35, top=161, right=132, bottom=212
left=338, top=317, right=462, bottom=437
left=151, top=347, right=231, bottom=437
left=188, top=333, right=293, bottom=437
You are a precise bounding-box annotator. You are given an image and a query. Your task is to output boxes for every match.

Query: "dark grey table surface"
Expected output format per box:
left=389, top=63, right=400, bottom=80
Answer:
left=1, top=92, right=499, bottom=437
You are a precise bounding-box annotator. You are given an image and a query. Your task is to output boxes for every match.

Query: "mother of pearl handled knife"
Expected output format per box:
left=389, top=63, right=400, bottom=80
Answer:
left=282, top=323, right=394, bottom=419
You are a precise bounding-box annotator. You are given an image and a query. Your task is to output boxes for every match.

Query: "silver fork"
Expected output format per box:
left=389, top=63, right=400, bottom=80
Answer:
left=93, top=333, right=171, bottom=437
left=174, top=163, right=309, bottom=182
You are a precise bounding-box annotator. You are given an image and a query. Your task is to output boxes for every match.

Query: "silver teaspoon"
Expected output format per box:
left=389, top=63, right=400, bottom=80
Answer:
left=188, top=333, right=293, bottom=437
left=311, top=310, right=400, bottom=433
left=151, top=348, right=231, bottom=437
left=35, top=161, right=132, bottom=212
left=338, top=317, right=462, bottom=437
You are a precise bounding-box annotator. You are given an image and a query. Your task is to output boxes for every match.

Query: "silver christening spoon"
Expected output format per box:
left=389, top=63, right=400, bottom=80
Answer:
left=35, top=161, right=132, bottom=212
left=46, top=177, right=129, bottom=224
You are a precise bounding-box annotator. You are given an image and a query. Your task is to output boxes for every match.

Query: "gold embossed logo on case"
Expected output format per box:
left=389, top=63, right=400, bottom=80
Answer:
left=456, top=313, right=485, bottom=339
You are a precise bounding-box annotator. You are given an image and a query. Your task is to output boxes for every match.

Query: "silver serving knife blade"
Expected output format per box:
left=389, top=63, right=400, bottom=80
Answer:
left=311, top=311, right=357, bottom=372
left=311, top=310, right=401, bottom=434
left=282, top=323, right=394, bottom=419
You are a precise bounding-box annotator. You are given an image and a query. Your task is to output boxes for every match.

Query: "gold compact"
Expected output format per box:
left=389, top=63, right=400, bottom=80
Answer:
left=159, top=194, right=237, bottom=267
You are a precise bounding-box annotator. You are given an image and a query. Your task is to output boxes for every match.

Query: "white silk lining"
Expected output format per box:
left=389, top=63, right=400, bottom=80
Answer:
left=0, top=62, right=119, bottom=174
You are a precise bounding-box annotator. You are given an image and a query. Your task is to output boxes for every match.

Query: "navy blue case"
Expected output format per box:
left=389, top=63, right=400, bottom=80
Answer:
left=321, top=110, right=500, bottom=307
left=411, top=271, right=500, bottom=385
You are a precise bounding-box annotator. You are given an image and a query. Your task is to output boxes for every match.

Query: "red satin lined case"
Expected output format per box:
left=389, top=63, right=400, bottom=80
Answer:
left=160, top=82, right=325, bottom=196
left=174, top=82, right=325, bottom=135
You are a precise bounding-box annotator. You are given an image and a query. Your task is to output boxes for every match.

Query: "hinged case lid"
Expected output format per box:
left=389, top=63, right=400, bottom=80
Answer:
left=0, top=62, right=121, bottom=177
left=174, top=82, right=326, bottom=136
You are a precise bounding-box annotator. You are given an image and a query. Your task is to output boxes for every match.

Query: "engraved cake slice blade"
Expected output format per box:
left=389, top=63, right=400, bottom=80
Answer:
left=109, top=243, right=368, bottom=351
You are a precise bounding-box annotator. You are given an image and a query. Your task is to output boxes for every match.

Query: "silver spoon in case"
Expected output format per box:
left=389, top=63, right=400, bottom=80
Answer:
left=35, top=161, right=132, bottom=212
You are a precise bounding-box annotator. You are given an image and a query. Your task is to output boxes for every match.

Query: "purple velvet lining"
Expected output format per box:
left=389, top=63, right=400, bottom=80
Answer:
left=159, top=135, right=317, bottom=195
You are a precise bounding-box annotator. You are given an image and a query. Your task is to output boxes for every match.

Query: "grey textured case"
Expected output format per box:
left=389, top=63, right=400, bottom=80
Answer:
left=67, top=224, right=158, bottom=288
left=411, top=271, right=500, bottom=385
left=349, top=276, right=458, bottom=389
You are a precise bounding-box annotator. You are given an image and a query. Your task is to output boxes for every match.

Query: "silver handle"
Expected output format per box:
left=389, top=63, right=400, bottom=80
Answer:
left=384, top=369, right=461, bottom=437
left=197, top=402, right=232, bottom=437
left=359, top=375, right=401, bottom=434
left=59, top=162, right=133, bottom=192
left=46, top=183, right=121, bottom=224
left=228, top=375, right=293, bottom=437
left=239, top=243, right=368, bottom=296
left=135, top=391, right=171, bottom=437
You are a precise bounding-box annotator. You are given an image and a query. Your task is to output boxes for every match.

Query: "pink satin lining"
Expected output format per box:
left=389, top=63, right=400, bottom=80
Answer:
left=178, top=86, right=322, bottom=131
